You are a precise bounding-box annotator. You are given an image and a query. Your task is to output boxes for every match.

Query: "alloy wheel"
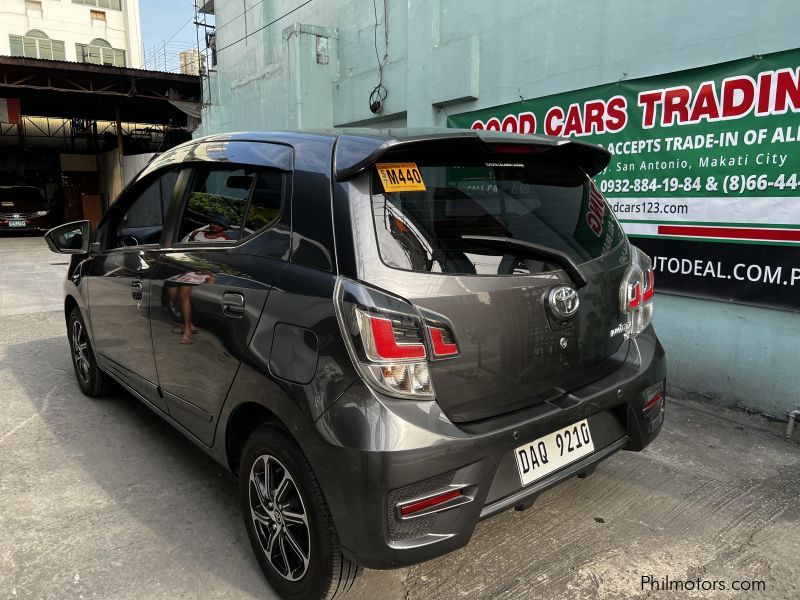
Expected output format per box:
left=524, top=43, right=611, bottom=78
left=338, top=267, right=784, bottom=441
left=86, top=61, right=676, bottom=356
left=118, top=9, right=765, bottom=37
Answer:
left=249, top=454, right=311, bottom=582
left=71, top=319, right=91, bottom=384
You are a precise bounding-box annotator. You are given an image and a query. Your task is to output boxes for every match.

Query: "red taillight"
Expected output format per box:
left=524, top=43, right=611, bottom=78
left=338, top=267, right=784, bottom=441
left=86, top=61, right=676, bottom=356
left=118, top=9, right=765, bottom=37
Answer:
left=624, top=269, right=653, bottom=311
left=627, top=282, right=641, bottom=310
left=642, top=268, right=654, bottom=303
left=620, top=247, right=655, bottom=338
left=337, top=279, right=462, bottom=400
left=363, top=314, right=426, bottom=361
left=428, top=326, right=459, bottom=358
left=399, top=489, right=462, bottom=517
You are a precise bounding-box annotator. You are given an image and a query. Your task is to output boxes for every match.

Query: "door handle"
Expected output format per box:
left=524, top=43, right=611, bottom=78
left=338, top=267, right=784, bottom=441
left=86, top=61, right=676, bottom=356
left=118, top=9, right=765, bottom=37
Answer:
left=222, top=292, right=245, bottom=317
left=131, top=280, right=143, bottom=300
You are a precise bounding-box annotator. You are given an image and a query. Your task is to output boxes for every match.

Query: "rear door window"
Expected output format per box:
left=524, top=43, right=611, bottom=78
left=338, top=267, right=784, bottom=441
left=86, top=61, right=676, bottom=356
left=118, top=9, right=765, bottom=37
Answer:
left=177, top=165, right=283, bottom=244
left=370, top=157, right=623, bottom=275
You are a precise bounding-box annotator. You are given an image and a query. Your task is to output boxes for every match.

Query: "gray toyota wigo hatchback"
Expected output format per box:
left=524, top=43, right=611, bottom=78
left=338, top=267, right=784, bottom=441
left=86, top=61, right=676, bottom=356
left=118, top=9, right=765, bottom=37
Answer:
left=45, top=129, right=666, bottom=600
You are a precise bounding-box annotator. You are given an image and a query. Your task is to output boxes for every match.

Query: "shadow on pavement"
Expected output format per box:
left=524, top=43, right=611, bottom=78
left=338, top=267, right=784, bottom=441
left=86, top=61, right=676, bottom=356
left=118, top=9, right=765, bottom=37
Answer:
left=5, top=330, right=271, bottom=599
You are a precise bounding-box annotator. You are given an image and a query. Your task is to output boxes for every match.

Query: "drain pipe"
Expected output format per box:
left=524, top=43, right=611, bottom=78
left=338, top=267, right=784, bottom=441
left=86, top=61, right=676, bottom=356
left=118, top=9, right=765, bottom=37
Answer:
left=788, top=410, right=800, bottom=438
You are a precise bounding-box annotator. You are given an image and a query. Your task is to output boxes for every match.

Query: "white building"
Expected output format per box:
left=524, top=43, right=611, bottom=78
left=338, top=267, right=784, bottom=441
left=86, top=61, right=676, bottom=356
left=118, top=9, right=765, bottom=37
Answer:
left=0, top=0, right=143, bottom=68
left=179, top=49, right=204, bottom=76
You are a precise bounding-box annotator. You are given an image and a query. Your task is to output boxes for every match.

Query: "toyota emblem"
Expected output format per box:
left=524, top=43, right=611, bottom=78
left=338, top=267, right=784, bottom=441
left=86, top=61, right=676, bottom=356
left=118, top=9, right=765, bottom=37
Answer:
left=547, top=285, right=580, bottom=319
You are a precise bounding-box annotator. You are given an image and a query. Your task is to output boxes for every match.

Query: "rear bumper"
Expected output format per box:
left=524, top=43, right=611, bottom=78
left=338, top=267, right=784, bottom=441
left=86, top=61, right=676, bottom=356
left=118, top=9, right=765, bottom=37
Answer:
left=307, top=326, right=666, bottom=569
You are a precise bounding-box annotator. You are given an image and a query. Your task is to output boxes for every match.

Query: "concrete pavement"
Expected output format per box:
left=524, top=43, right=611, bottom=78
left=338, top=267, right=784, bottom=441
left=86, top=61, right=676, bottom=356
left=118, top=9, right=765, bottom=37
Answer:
left=0, top=236, right=798, bottom=600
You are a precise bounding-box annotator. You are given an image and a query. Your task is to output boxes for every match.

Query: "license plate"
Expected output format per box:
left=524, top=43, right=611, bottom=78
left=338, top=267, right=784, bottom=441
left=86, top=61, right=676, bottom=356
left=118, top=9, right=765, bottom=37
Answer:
left=9, top=220, right=25, bottom=227
left=514, top=419, right=595, bottom=487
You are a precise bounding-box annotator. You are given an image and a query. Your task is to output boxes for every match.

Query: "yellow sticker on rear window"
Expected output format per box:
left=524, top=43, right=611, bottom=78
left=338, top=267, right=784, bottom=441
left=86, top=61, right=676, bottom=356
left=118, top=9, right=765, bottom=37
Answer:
left=376, top=162, right=426, bottom=192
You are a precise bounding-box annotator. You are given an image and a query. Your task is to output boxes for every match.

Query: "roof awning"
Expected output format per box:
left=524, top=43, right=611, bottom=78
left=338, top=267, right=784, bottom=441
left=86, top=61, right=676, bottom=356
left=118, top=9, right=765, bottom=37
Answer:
left=0, top=56, right=201, bottom=126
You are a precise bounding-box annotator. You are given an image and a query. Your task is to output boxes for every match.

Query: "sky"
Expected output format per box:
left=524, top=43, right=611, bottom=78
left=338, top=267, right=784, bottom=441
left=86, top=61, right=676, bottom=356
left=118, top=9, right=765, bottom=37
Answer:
left=139, top=0, right=200, bottom=69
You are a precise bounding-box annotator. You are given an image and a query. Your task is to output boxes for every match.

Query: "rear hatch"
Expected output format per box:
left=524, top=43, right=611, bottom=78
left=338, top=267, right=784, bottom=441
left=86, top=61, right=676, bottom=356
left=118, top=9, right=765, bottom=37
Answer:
left=356, top=139, right=630, bottom=423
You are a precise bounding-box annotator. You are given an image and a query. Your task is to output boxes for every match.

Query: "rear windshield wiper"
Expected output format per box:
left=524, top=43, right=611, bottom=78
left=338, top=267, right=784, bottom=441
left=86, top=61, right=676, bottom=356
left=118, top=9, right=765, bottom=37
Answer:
left=461, top=235, right=588, bottom=288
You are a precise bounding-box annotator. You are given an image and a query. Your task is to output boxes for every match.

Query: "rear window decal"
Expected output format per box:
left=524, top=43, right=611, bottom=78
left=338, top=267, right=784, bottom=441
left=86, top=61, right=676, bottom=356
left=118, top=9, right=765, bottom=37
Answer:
left=376, top=162, right=427, bottom=192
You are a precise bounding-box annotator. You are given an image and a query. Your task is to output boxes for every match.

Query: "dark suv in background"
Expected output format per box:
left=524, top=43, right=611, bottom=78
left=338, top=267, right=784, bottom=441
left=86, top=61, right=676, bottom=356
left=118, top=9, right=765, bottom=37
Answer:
left=46, top=129, right=666, bottom=600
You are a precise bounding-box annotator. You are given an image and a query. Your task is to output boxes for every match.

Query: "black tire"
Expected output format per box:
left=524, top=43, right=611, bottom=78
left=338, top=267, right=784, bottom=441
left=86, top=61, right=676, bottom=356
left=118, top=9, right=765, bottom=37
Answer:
left=239, top=427, right=362, bottom=600
left=67, top=306, right=112, bottom=397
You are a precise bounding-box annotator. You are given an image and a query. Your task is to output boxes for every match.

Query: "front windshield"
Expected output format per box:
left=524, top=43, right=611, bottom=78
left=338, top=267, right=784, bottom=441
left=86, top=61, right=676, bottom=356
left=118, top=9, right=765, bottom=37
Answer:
left=370, top=157, right=624, bottom=276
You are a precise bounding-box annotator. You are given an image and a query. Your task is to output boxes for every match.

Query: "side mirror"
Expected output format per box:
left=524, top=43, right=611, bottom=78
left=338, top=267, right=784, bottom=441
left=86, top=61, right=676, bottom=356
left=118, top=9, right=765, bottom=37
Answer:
left=44, top=220, right=91, bottom=255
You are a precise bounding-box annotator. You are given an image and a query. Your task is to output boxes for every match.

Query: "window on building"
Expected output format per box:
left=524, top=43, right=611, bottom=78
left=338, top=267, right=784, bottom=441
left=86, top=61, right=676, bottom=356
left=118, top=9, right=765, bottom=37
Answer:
left=9, top=30, right=66, bottom=60
left=25, top=1, right=43, bottom=14
left=90, top=10, right=107, bottom=21
left=76, top=38, right=126, bottom=67
left=72, top=0, right=122, bottom=10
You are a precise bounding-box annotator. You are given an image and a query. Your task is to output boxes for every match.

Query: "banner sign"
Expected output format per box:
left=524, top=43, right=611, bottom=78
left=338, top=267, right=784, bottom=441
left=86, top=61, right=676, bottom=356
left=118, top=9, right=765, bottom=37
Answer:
left=447, top=49, right=800, bottom=311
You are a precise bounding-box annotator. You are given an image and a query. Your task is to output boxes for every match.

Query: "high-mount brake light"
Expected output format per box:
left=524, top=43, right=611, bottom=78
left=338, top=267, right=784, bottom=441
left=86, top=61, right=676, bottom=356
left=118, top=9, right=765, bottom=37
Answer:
left=620, top=247, right=655, bottom=339
left=488, top=144, right=540, bottom=154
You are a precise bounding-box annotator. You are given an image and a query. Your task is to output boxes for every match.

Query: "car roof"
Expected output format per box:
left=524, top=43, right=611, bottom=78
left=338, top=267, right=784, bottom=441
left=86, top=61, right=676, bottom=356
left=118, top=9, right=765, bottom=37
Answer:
left=154, top=128, right=611, bottom=180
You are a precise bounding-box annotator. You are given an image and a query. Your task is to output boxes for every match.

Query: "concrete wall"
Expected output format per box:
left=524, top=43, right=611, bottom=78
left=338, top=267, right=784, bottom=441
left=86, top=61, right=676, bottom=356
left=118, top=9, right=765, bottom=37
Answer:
left=198, top=0, right=800, bottom=133
left=96, top=148, right=120, bottom=207
left=197, top=0, right=800, bottom=419
left=657, top=296, right=800, bottom=419
left=96, top=151, right=152, bottom=206
left=0, top=0, right=143, bottom=67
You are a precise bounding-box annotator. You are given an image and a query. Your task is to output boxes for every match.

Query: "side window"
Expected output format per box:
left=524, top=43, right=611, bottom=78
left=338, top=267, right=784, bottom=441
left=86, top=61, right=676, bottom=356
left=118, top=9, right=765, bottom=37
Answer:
left=115, top=169, right=179, bottom=247
left=177, top=165, right=283, bottom=244
left=244, top=170, right=282, bottom=235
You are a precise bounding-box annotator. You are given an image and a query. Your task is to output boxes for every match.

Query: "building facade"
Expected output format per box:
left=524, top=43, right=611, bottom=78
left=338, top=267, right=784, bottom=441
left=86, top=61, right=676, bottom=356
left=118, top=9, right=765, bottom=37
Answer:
left=179, top=49, right=204, bottom=76
left=0, top=0, right=143, bottom=68
left=195, top=0, right=800, bottom=421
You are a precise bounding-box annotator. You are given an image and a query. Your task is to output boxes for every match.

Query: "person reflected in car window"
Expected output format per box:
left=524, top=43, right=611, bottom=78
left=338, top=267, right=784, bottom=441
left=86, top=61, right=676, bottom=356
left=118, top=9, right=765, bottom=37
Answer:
left=185, top=215, right=234, bottom=242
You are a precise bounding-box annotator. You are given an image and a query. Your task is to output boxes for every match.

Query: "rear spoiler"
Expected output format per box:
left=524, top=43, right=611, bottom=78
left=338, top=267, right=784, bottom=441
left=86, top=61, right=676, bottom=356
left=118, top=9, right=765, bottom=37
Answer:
left=333, top=130, right=611, bottom=181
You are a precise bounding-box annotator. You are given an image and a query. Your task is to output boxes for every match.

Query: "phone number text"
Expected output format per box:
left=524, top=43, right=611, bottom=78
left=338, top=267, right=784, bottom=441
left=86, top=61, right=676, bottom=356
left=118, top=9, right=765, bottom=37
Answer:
left=599, top=173, right=800, bottom=194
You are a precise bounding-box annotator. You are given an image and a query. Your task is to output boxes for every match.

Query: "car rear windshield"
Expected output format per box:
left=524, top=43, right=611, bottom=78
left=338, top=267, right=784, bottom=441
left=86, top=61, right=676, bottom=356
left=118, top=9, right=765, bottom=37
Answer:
left=0, top=187, right=46, bottom=212
left=370, top=154, right=624, bottom=276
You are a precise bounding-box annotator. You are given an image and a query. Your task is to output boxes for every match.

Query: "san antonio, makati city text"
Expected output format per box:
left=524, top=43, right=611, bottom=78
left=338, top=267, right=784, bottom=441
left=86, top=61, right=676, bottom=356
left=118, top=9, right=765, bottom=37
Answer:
left=605, top=125, right=798, bottom=175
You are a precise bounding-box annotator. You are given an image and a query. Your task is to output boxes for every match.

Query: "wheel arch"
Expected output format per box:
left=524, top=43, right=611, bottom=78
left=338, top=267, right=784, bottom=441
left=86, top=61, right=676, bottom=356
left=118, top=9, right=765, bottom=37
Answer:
left=64, top=294, right=80, bottom=322
left=225, top=401, right=293, bottom=475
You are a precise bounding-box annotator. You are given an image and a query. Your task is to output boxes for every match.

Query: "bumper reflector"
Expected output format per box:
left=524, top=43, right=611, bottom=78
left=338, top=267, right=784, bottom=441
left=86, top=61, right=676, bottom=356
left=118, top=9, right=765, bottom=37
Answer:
left=399, top=489, right=462, bottom=517
left=642, top=380, right=666, bottom=412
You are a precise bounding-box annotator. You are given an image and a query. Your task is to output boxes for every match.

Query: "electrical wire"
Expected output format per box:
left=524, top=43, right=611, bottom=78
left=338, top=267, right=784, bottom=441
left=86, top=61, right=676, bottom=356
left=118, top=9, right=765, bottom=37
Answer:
left=166, top=14, right=195, bottom=44
left=215, top=0, right=314, bottom=55
left=141, top=4, right=195, bottom=71
left=368, top=0, right=388, bottom=114
left=214, top=0, right=267, bottom=33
